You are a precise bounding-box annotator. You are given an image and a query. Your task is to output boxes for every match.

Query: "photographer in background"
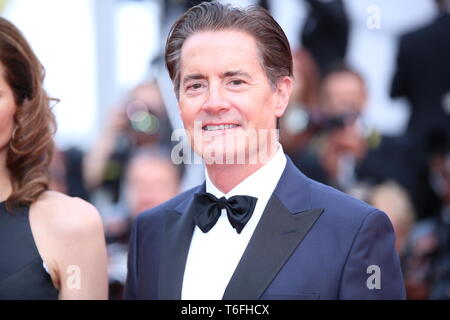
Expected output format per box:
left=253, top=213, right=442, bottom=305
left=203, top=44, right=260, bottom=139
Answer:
left=105, top=147, right=181, bottom=299
left=291, top=65, right=367, bottom=191
left=291, top=65, right=432, bottom=225
left=83, top=81, right=173, bottom=204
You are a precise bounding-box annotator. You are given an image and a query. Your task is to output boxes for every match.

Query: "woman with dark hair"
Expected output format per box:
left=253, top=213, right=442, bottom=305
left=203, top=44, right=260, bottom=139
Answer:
left=0, top=17, right=107, bottom=299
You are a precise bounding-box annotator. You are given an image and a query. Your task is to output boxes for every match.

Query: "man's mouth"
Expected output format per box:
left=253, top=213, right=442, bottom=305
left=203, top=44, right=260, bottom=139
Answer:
left=202, top=124, right=241, bottom=131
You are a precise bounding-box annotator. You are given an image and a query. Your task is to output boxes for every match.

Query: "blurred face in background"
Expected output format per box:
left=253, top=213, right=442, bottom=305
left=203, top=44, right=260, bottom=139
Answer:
left=320, top=71, right=367, bottom=157
left=321, top=71, right=366, bottom=117
left=125, top=156, right=179, bottom=218
left=0, top=63, right=16, bottom=154
left=370, top=183, right=415, bottom=253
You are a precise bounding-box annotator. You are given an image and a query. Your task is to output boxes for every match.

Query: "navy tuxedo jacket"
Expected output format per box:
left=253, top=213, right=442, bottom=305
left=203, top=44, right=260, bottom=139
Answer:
left=124, top=157, right=405, bottom=299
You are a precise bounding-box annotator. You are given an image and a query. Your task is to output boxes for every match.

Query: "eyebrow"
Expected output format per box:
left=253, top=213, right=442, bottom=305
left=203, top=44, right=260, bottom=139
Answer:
left=181, top=70, right=253, bottom=85
left=221, top=70, right=252, bottom=80
left=182, top=73, right=205, bottom=84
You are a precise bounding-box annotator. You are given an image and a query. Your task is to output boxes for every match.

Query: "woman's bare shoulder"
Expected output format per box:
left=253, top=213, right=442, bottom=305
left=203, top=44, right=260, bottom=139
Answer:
left=30, top=190, right=103, bottom=237
left=29, top=191, right=108, bottom=299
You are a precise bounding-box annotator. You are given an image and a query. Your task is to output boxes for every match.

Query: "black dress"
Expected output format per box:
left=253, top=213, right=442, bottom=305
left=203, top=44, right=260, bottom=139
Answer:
left=0, top=201, right=58, bottom=299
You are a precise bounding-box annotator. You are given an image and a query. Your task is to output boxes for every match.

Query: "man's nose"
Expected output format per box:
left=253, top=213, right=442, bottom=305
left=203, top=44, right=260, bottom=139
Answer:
left=202, top=84, right=231, bottom=113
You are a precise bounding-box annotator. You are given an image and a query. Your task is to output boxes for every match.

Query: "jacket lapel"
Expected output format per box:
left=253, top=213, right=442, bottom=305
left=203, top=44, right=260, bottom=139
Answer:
left=223, top=158, right=324, bottom=299
left=158, top=183, right=205, bottom=299
left=158, top=157, right=324, bottom=300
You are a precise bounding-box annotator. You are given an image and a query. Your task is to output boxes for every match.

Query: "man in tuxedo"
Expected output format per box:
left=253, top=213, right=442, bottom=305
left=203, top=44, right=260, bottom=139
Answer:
left=124, top=1, right=405, bottom=300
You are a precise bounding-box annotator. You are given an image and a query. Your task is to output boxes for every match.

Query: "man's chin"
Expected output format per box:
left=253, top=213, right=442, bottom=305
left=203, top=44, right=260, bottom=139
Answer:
left=199, top=146, right=247, bottom=166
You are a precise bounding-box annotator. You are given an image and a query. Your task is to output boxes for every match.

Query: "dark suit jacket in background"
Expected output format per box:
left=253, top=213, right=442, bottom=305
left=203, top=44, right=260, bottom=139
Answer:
left=391, top=12, right=450, bottom=148
left=124, top=157, right=405, bottom=299
left=301, top=0, right=349, bottom=77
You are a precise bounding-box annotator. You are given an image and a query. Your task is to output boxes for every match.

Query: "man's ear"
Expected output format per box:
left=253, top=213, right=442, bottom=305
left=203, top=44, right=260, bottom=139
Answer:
left=274, top=76, right=293, bottom=118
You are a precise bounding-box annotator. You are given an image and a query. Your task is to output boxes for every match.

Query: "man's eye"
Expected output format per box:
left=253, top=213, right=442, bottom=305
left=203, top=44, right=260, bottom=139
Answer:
left=230, top=80, right=244, bottom=86
left=187, top=83, right=204, bottom=91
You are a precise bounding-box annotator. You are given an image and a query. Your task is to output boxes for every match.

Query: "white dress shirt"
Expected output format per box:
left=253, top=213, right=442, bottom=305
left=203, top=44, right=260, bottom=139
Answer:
left=181, top=144, right=287, bottom=300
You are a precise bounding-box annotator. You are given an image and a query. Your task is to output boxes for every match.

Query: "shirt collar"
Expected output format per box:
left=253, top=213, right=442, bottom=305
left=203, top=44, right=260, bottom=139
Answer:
left=205, top=143, right=287, bottom=200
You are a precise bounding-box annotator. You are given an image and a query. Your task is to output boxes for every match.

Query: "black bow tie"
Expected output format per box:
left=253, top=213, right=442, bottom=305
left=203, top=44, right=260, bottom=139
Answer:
left=190, top=192, right=258, bottom=234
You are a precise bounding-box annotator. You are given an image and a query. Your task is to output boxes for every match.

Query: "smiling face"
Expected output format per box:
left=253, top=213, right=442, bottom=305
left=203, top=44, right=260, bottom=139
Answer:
left=0, top=63, right=16, bottom=153
left=178, top=30, right=291, bottom=165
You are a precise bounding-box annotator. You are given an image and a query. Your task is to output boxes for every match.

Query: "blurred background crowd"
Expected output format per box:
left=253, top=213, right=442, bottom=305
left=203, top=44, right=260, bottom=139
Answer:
left=2, top=0, right=450, bottom=299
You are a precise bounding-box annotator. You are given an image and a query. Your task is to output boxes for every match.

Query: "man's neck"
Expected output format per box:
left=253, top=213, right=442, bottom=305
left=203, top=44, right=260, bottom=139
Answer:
left=206, top=147, right=279, bottom=194
left=206, top=163, right=264, bottom=194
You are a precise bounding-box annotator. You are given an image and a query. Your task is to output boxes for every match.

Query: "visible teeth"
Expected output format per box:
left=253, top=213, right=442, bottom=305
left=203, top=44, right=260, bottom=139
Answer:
left=204, top=124, right=239, bottom=131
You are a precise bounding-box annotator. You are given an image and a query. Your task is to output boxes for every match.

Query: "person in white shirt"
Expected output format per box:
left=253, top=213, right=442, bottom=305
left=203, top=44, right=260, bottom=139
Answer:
left=124, top=1, right=405, bottom=300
